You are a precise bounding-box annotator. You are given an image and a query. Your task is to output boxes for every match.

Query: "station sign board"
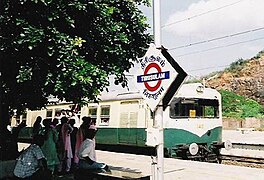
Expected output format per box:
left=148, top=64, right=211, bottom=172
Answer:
left=135, top=44, right=178, bottom=111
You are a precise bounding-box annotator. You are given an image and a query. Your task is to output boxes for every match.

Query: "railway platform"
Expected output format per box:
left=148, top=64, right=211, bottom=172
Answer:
left=222, top=130, right=264, bottom=144
left=13, top=131, right=264, bottom=180
left=222, top=130, right=264, bottom=158
left=8, top=147, right=264, bottom=180
left=46, top=149, right=264, bottom=180
left=95, top=150, right=264, bottom=180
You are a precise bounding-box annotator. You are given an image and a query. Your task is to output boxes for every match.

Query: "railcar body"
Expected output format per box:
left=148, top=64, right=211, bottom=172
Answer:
left=15, top=83, right=230, bottom=162
left=87, top=83, right=226, bottom=161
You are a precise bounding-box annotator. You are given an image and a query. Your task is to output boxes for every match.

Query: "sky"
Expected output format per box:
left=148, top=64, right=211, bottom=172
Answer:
left=138, top=0, right=264, bottom=78
left=109, top=0, right=264, bottom=91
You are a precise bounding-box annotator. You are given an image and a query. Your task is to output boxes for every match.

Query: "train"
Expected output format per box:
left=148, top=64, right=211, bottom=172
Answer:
left=13, top=83, right=231, bottom=162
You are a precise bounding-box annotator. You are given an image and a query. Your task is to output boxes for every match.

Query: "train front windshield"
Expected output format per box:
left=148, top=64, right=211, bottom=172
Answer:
left=170, top=98, right=219, bottom=118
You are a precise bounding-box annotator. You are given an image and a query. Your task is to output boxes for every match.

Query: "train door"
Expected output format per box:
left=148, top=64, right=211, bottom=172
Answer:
left=118, top=101, right=139, bottom=144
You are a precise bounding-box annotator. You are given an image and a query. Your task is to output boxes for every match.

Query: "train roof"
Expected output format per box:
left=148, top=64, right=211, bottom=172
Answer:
left=175, top=83, right=221, bottom=99
left=99, top=91, right=142, bottom=101
left=98, top=83, right=220, bottom=101
left=47, top=83, right=220, bottom=104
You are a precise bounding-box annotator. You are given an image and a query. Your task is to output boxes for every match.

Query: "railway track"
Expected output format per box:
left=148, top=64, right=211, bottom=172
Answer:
left=231, top=142, right=264, bottom=151
left=221, top=154, right=264, bottom=164
left=220, top=142, right=264, bottom=166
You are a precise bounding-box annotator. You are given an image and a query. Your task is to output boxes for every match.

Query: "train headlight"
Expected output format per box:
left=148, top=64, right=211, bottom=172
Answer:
left=196, top=85, right=204, bottom=93
left=224, top=140, right=232, bottom=150
left=189, top=143, right=199, bottom=155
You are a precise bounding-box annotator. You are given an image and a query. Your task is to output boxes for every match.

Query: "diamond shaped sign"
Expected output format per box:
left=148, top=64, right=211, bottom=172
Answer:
left=135, top=44, right=179, bottom=111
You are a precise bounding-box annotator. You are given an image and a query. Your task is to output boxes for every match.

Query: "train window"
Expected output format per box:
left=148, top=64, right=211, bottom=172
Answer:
left=88, top=107, right=97, bottom=122
left=100, top=106, right=110, bottom=126
left=46, top=109, right=53, bottom=119
left=55, top=109, right=62, bottom=117
left=170, top=98, right=219, bottom=119
left=15, top=112, right=27, bottom=125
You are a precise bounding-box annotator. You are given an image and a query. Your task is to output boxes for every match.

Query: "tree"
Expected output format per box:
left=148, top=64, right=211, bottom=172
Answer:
left=0, top=0, right=152, bottom=159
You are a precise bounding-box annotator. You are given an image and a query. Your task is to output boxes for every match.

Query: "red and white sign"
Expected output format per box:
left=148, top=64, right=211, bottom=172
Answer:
left=135, top=44, right=178, bottom=111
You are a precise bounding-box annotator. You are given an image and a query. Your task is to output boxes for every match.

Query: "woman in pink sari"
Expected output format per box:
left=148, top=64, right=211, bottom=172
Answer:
left=60, top=117, right=73, bottom=173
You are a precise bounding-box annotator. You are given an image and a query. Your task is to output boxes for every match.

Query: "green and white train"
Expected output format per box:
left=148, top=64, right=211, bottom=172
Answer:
left=15, top=83, right=231, bottom=162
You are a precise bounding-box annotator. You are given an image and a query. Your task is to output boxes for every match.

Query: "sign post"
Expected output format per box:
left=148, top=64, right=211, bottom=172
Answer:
left=135, top=45, right=187, bottom=179
left=136, top=44, right=177, bottom=180
left=153, top=1, right=163, bottom=180
left=135, top=1, right=187, bottom=179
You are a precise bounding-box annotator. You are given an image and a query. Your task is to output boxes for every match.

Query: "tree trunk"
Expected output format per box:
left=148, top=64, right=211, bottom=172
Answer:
left=0, top=104, right=14, bottom=160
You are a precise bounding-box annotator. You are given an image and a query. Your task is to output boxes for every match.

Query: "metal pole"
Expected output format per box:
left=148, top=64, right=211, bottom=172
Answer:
left=155, top=107, right=164, bottom=180
left=153, top=0, right=164, bottom=180
left=153, top=0, right=161, bottom=47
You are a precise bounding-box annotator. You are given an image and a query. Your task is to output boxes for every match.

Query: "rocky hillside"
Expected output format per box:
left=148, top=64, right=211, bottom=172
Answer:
left=205, top=51, right=264, bottom=106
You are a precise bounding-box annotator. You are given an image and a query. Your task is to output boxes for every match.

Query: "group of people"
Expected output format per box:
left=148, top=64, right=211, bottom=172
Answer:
left=13, top=115, right=108, bottom=180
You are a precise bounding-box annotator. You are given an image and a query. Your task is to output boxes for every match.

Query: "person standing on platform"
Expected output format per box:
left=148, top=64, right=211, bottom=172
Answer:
left=69, top=118, right=78, bottom=167
left=56, top=117, right=67, bottom=173
left=60, top=117, right=73, bottom=173
left=51, top=118, right=59, bottom=129
left=40, top=119, right=59, bottom=174
left=32, top=116, right=43, bottom=137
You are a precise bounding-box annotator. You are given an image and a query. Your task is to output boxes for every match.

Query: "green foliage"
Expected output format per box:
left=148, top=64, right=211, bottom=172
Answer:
left=0, top=0, right=152, bottom=115
left=224, top=58, right=247, bottom=73
left=220, top=90, right=264, bottom=118
left=252, top=49, right=264, bottom=59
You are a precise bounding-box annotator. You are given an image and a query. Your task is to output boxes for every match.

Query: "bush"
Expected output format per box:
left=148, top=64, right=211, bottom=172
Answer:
left=220, top=90, right=264, bottom=118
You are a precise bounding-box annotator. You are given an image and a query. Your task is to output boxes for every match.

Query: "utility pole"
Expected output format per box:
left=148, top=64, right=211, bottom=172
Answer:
left=153, top=0, right=164, bottom=180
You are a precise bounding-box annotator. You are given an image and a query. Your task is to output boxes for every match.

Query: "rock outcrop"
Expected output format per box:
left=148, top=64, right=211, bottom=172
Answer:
left=206, top=54, right=264, bottom=106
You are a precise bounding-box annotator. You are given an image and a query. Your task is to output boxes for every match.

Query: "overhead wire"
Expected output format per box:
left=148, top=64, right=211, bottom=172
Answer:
left=162, top=0, right=244, bottom=28
left=169, top=27, right=264, bottom=51
left=144, top=0, right=262, bottom=75
left=188, top=65, right=229, bottom=72
left=172, top=36, right=264, bottom=58
left=160, top=0, right=263, bottom=53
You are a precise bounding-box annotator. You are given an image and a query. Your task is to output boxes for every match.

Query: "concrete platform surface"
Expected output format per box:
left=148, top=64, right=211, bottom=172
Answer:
left=222, top=130, right=264, bottom=158
left=223, top=130, right=264, bottom=144
left=96, top=150, right=264, bottom=180
left=16, top=130, right=264, bottom=179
